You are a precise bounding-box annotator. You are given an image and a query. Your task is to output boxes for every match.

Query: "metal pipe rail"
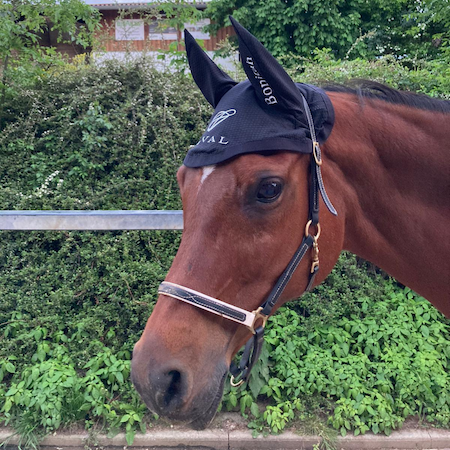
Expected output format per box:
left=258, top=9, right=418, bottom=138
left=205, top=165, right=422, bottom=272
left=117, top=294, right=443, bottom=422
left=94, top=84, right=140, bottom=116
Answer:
left=0, top=210, right=183, bottom=231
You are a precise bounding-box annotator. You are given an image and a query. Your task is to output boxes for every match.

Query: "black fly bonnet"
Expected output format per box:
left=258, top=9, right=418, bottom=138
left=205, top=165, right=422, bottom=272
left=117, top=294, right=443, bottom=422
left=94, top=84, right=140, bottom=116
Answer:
left=183, top=17, right=335, bottom=168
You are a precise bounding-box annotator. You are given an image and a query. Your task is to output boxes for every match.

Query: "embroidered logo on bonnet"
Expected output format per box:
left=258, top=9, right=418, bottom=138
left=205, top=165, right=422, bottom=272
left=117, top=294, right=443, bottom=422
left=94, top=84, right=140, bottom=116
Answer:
left=207, top=109, right=237, bottom=131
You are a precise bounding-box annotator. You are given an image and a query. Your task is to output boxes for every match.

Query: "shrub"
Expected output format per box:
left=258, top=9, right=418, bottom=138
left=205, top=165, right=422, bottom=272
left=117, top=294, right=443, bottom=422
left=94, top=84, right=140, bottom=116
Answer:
left=0, top=58, right=209, bottom=444
left=223, top=280, right=450, bottom=437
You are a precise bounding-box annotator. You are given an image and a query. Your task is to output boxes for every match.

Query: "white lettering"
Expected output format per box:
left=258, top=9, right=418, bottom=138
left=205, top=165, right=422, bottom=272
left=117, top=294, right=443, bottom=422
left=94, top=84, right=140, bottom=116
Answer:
left=265, top=96, right=278, bottom=105
left=245, top=55, right=277, bottom=105
left=196, top=135, right=229, bottom=145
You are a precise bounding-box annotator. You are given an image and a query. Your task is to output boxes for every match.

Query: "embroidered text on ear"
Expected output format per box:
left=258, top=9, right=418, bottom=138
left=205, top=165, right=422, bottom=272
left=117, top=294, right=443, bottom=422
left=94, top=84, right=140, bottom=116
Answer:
left=196, top=135, right=229, bottom=145
left=245, top=57, right=277, bottom=105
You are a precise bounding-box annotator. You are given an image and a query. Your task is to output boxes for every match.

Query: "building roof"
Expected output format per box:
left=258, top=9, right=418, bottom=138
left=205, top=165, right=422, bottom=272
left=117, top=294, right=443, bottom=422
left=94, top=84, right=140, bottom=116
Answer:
left=84, top=0, right=210, bottom=9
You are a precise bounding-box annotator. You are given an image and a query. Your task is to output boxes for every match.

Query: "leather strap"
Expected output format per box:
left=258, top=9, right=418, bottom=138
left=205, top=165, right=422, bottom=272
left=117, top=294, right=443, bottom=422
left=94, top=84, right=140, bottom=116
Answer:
left=305, top=264, right=319, bottom=292
left=301, top=95, right=337, bottom=219
left=230, top=325, right=264, bottom=385
left=158, top=281, right=257, bottom=329
left=230, top=234, right=316, bottom=385
left=260, top=235, right=314, bottom=316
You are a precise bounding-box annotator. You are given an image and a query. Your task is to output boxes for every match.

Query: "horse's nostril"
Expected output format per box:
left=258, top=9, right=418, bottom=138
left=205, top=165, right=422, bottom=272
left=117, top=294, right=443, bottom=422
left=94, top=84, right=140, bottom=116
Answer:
left=165, top=370, right=182, bottom=405
left=153, top=368, right=186, bottom=412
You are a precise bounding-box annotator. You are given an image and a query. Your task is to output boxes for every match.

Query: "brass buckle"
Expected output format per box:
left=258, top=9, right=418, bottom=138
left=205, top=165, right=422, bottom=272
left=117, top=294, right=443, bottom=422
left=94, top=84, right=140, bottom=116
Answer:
left=249, top=306, right=268, bottom=334
left=313, top=141, right=322, bottom=166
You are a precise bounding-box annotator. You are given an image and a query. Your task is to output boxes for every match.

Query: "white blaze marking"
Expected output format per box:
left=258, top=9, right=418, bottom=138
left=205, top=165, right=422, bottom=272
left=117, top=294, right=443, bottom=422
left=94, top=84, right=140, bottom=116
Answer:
left=200, top=165, right=215, bottom=185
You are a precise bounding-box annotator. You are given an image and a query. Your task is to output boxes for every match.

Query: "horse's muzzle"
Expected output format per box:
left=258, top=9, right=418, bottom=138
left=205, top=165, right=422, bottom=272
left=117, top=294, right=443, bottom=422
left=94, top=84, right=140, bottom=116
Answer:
left=131, top=344, right=228, bottom=428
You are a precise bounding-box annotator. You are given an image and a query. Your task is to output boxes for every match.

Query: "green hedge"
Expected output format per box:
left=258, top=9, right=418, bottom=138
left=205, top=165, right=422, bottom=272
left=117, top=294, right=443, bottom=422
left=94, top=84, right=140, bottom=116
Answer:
left=1, top=56, right=449, bottom=448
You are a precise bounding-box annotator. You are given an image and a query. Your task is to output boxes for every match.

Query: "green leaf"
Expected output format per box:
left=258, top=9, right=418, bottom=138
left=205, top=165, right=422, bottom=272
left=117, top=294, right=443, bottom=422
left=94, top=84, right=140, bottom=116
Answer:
left=248, top=373, right=265, bottom=398
left=250, top=402, right=260, bottom=418
left=5, top=362, right=15, bottom=373
left=5, top=387, right=18, bottom=396
left=115, top=371, right=124, bottom=383
left=240, top=396, right=247, bottom=414
left=420, top=325, right=430, bottom=338
left=2, top=399, right=12, bottom=413
left=125, top=429, right=135, bottom=446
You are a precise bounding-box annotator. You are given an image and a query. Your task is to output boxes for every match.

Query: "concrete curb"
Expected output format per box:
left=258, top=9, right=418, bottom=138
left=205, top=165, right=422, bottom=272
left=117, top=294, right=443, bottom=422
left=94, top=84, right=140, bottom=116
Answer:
left=1, top=427, right=450, bottom=450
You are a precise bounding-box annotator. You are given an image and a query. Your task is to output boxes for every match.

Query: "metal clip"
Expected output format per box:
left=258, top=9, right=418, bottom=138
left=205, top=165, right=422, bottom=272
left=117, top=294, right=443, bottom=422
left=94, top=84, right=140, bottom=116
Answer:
left=311, top=237, right=319, bottom=273
left=313, top=141, right=322, bottom=166
left=230, top=375, right=245, bottom=387
left=305, top=220, right=320, bottom=273
left=249, top=306, right=268, bottom=334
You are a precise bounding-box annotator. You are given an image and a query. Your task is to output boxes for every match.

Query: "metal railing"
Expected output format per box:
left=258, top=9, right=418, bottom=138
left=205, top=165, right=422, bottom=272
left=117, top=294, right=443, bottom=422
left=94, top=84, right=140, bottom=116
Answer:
left=0, top=210, right=183, bottom=231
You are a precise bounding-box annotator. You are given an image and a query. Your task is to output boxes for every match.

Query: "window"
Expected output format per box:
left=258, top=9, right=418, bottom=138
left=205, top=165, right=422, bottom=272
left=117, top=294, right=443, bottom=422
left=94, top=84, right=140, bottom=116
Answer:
left=184, top=19, right=210, bottom=39
left=148, top=21, right=178, bottom=40
left=115, top=19, right=145, bottom=41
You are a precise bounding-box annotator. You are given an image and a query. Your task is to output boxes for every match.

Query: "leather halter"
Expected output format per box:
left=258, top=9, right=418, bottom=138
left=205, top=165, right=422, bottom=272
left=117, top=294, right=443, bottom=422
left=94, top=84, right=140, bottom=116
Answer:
left=158, top=95, right=337, bottom=386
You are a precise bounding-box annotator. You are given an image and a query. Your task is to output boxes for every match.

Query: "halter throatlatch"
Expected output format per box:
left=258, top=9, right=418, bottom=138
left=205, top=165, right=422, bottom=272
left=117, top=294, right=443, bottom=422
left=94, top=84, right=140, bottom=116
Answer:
left=158, top=17, right=337, bottom=387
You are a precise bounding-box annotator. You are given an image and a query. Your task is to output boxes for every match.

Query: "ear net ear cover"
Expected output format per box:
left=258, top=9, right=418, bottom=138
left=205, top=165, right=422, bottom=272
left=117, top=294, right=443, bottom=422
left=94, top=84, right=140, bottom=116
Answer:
left=229, top=16, right=305, bottom=122
left=185, top=29, right=237, bottom=108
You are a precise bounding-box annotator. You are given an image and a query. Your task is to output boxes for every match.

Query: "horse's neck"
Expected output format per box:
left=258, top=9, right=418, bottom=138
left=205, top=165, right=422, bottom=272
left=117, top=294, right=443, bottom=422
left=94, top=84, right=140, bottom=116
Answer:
left=325, top=93, right=450, bottom=313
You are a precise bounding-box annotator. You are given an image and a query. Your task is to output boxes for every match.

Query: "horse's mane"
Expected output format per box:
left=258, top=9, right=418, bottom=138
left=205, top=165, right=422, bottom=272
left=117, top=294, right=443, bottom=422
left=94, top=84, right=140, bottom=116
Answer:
left=324, top=80, right=450, bottom=114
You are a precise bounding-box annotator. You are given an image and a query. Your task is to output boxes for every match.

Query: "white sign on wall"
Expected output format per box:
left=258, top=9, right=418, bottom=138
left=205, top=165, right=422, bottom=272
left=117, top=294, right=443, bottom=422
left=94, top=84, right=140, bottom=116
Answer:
left=148, top=21, right=178, bottom=40
left=184, top=19, right=211, bottom=40
left=115, top=19, right=145, bottom=41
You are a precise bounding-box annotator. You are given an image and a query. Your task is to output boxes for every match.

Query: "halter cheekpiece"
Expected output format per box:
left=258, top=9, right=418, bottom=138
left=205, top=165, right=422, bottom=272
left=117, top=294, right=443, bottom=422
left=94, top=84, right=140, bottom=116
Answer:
left=158, top=17, right=338, bottom=386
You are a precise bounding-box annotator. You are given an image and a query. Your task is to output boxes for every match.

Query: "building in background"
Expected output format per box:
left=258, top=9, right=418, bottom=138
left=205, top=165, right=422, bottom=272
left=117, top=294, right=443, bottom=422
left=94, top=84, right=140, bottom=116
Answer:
left=37, top=19, right=93, bottom=59
left=83, top=0, right=234, bottom=59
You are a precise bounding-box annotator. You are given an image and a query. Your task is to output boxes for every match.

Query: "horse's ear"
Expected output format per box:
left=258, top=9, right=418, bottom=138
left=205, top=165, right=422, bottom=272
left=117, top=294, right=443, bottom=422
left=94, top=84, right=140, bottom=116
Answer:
left=229, top=16, right=304, bottom=117
left=185, top=29, right=237, bottom=108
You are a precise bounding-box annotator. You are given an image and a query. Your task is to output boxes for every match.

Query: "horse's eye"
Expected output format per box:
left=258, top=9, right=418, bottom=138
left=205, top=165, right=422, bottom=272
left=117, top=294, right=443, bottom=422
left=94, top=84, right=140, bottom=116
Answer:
left=256, top=179, right=283, bottom=203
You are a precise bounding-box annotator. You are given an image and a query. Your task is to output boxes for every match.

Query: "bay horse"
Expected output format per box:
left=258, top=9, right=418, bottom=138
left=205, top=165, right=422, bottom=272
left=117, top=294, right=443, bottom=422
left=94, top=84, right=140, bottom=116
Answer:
left=131, top=17, right=450, bottom=429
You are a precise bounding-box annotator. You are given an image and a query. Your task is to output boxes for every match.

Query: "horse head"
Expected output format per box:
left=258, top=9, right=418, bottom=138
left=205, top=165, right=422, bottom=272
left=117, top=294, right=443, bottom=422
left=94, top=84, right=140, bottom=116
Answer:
left=131, top=17, right=345, bottom=428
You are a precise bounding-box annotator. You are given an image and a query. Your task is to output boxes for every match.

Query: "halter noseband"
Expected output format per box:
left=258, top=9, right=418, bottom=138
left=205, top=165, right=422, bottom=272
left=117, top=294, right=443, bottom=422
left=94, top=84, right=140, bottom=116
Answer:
left=158, top=96, right=337, bottom=386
